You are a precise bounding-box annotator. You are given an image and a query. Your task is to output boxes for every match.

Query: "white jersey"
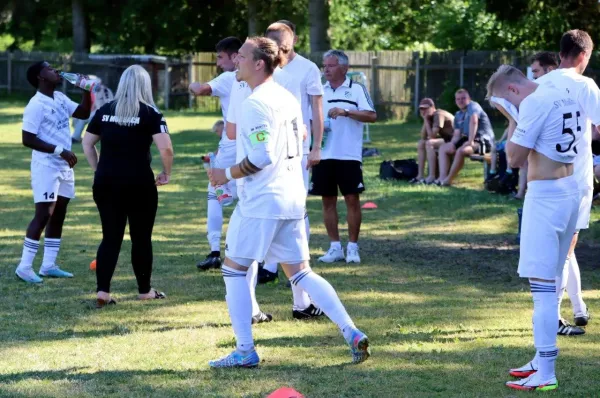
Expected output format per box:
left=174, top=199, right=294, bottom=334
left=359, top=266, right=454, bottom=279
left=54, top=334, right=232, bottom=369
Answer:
left=22, top=91, right=79, bottom=171
left=226, top=69, right=303, bottom=181
left=511, top=81, right=583, bottom=164
left=227, top=79, right=252, bottom=190
left=208, top=71, right=237, bottom=167
left=282, top=54, right=324, bottom=154
left=536, top=68, right=600, bottom=190
left=237, top=80, right=306, bottom=219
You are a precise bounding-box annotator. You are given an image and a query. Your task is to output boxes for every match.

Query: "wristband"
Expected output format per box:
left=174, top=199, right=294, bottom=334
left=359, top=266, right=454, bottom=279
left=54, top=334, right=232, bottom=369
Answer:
left=54, top=145, right=64, bottom=155
left=225, top=167, right=233, bottom=181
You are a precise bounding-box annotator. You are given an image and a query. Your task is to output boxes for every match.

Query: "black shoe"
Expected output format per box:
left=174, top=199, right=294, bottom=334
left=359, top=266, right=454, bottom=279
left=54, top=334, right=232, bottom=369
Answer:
left=257, top=265, right=279, bottom=284
left=252, top=311, right=273, bottom=324
left=196, top=252, right=221, bottom=271
left=574, top=311, right=591, bottom=327
left=293, top=304, right=325, bottom=320
left=285, top=280, right=291, bottom=288
left=557, top=318, right=585, bottom=336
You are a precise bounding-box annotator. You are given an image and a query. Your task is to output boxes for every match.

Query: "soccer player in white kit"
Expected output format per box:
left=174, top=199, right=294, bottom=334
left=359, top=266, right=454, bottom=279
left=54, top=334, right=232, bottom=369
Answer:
left=256, top=20, right=325, bottom=284
left=207, top=37, right=370, bottom=368
left=486, top=65, right=583, bottom=391
left=15, top=61, right=92, bottom=283
left=533, top=31, right=596, bottom=331
left=189, top=37, right=241, bottom=271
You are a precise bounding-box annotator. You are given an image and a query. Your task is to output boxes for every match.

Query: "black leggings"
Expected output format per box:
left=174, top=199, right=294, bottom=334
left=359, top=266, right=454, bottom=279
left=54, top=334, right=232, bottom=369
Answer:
left=93, top=183, right=158, bottom=294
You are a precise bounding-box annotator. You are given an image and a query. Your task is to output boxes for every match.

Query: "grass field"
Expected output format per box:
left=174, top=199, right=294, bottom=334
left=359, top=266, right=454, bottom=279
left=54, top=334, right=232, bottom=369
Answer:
left=1, top=97, right=600, bottom=398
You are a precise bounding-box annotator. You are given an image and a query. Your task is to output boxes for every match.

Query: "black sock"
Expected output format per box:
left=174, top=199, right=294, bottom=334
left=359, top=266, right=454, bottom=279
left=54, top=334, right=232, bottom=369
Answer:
left=210, top=251, right=221, bottom=257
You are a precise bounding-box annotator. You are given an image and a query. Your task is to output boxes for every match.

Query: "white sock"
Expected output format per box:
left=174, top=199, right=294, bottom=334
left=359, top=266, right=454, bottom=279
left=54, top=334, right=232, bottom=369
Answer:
left=17, top=238, right=39, bottom=271
left=246, top=261, right=261, bottom=317
left=347, top=242, right=358, bottom=251
left=263, top=262, right=278, bottom=273
left=530, top=280, right=558, bottom=380
left=305, top=212, right=310, bottom=243
left=330, top=241, right=342, bottom=250
left=207, top=186, right=223, bottom=253
left=292, top=283, right=311, bottom=310
left=222, top=265, right=254, bottom=351
left=40, top=238, right=61, bottom=271
left=556, top=259, right=569, bottom=319
left=566, top=253, right=586, bottom=316
left=290, top=267, right=355, bottom=336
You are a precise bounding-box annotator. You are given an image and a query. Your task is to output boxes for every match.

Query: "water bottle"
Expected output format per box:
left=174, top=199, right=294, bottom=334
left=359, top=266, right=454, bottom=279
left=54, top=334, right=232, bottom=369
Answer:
left=59, top=72, right=98, bottom=92
left=208, top=152, right=234, bottom=206
left=322, top=118, right=332, bottom=149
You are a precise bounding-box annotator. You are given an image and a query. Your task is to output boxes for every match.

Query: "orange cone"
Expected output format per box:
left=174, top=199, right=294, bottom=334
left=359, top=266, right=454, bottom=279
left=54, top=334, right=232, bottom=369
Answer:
left=266, top=387, right=304, bottom=398
left=90, top=259, right=96, bottom=271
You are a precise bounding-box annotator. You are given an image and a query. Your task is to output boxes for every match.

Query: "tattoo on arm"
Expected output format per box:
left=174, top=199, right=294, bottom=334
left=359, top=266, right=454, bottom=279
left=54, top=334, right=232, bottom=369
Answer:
left=239, top=157, right=262, bottom=176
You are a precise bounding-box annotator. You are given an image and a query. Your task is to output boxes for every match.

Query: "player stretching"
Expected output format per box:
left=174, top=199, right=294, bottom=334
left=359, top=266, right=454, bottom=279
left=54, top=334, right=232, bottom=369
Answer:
left=189, top=37, right=241, bottom=271
left=208, top=37, right=369, bottom=368
left=15, top=61, right=91, bottom=283
left=533, top=31, right=595, bottom=332
left=487, top=65, right=583, bottom=391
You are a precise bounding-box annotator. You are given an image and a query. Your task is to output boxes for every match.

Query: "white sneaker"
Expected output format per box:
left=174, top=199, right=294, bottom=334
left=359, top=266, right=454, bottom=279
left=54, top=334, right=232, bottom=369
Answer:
left=15, top=267, right=43, bottom=284
left=346, top=247, right=361, bottom=263
left=318, top=247, right=345, bottom=263
left=506, top=373, right=557, bottom=391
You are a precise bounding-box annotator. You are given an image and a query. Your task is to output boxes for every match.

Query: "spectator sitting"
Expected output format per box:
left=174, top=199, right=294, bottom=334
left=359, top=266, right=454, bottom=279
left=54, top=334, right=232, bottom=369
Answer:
left=435, top=88, right=495, bottom=186
left=409, top=98, right=455, bottom=184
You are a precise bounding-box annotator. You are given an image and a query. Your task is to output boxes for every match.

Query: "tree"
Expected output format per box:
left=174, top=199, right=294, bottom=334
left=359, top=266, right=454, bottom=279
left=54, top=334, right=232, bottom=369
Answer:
left=72, top=0, right=90, bottom=53
left=308, top=0, right=330, bottom=52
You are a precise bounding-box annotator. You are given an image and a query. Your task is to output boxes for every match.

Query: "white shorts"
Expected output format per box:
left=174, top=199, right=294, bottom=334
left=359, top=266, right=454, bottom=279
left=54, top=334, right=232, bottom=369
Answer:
left=576, top=189, right=593, bottom=230
left=225, top=207, right=309, bottom=265
left=31, top=161, right=75, bottom=203
left=302, top=154, right=310, bottom=193
left=518, top=175, right=579, bottom=280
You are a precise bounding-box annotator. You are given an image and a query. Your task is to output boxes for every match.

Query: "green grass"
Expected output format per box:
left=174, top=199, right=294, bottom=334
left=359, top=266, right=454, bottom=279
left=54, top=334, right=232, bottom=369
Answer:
left=1, top=98, right=600, bottom=398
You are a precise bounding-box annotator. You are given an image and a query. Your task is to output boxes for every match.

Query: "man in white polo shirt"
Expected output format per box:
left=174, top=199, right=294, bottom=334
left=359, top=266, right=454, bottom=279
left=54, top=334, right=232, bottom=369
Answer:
left=310, top=50, right=377, bottom=264
left=189, top=36, right=241, bottom=271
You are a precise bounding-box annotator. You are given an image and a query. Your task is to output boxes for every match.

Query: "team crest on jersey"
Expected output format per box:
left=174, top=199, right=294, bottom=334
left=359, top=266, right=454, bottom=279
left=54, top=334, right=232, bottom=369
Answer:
left=344, top=91, right=351, bottom=98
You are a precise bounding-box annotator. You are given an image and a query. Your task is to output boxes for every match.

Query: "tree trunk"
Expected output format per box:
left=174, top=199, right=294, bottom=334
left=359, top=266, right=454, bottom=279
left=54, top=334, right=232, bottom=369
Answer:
left=72, top=0, right=90, bottom=53
left=247, top=0, right=258, bottom=36
left=308, top=0, right=330, bottom=52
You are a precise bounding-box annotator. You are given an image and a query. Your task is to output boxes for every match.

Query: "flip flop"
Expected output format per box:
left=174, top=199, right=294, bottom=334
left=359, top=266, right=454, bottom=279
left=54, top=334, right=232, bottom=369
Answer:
left=96, top=298, right=117, bottom=309
left=139, top=290, right=166, bottom=300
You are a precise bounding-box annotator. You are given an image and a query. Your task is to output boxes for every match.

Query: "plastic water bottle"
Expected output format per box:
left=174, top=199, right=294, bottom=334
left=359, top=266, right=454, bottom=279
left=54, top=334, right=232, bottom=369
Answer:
left=208, top=152, right=234, bottom=206
left=59, top=72, right=98, bottom=92
left=322, top=118, right=332, bottom=149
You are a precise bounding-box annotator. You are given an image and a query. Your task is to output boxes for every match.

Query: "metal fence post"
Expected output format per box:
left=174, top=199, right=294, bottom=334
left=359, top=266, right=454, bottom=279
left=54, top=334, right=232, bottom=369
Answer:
left=459, top=55, right=464, bottom=88
left=414, top=52, right=420, bottom=116
left=188, top=55, right=194, bottom=109
left=370, top=56, right=379, bottom=107
left=7, top=52, right=12, bottom=94
left=164, top=60, right=170, bottom=110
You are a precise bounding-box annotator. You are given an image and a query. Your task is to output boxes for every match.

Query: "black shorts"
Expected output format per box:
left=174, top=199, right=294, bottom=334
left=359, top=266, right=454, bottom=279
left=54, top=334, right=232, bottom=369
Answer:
left=309, top=159, right=365, bottom=197
left=454, top=137, right=492, bottom=154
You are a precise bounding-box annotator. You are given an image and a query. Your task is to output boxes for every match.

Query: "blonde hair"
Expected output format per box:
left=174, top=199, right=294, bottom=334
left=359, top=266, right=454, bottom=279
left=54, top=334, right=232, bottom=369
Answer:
left=486, top=64, right=526, bottom=100
left=113, top=65, right=156, bottom=126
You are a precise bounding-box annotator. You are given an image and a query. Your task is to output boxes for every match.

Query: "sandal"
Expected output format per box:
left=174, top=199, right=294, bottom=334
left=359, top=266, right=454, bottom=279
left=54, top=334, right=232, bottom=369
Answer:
left=139, top=289, right=166, bottom=300
left=96, top=298, right=117, bottom=309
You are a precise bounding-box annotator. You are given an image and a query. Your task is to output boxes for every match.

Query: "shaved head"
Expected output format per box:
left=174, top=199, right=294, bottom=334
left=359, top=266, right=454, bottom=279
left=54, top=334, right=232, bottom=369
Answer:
left=265, top=22, right=295, bottom=55
left=486, top=65, right=528, bottom=99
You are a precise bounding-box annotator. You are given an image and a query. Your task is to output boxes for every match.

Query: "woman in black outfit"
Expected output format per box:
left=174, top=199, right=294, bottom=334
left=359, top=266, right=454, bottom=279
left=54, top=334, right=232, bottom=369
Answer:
left=82, top=65, right=174, bottom=308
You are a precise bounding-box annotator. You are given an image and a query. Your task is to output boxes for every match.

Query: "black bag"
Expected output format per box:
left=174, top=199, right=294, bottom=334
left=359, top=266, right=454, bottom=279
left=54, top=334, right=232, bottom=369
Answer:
left=379, top=159, right=418, bottom=180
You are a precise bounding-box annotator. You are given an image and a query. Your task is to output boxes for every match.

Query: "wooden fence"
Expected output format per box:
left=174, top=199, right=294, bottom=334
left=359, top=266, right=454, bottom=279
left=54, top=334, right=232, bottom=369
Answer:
left=4, top=50, right=600, bottom=120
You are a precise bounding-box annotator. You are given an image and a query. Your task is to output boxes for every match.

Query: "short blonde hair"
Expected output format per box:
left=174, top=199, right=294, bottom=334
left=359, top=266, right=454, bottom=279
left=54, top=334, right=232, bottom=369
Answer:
left=486, top=64, right=526, bottom=100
